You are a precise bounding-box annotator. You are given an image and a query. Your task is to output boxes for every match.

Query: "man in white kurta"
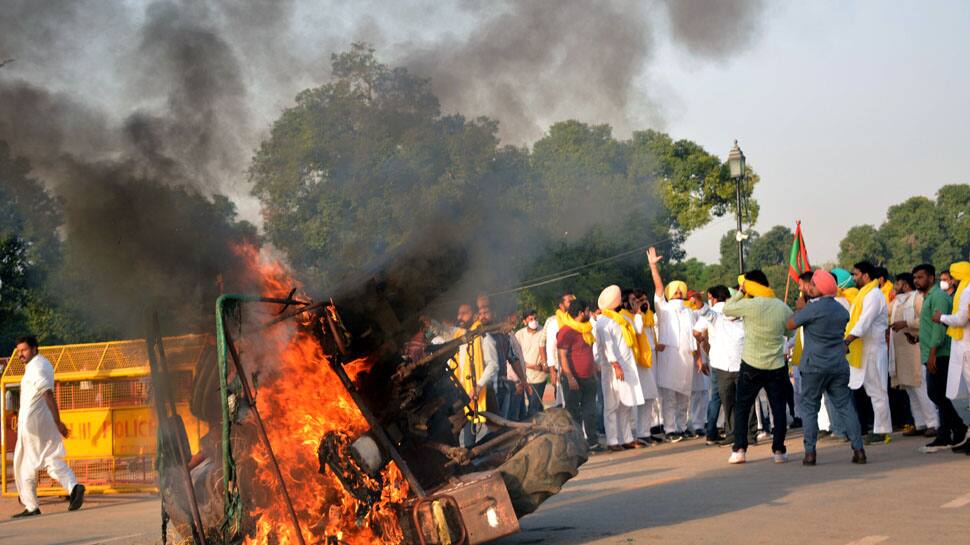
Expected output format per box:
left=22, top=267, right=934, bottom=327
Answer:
left=890, top=276, right=939, bottom=434
left=596, top=286, right=645, bottom=448
left=631, top=302, right=661, bottom=442
left=938, top=262, right=970, bottom=409
left=647, top=247, right=698, bottom=441
left=687, top=298, right=712, bottom=435
left=845, top=264, right=892, bottom=439
left=13, top=337, right=84, bottom=517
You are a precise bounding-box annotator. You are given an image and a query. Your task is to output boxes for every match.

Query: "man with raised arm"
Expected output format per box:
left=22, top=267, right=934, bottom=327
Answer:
left=647, top=247, right=700, bottom=442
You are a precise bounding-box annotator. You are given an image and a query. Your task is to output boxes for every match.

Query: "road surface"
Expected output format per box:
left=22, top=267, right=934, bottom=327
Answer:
left=2, top=430, right=969, bottom=545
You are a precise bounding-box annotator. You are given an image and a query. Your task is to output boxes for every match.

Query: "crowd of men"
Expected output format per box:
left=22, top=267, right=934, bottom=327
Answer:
left=436, top=248, right=970, bottom=466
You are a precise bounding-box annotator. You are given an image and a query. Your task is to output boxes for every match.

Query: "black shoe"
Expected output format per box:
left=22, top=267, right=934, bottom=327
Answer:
left=668, top=432, right=685, bottom=443
left=950, top=429, right=970, bottom=449
left=802, top=452, right=817, bottom=466
left=693, top=429, right=706, bottom=438
left=791, top=417, right=803, bottom=429
left=852, top=448, right=867, bottom=464
left=718, top=437, right=734, bottom=447
left=12, top=508, right=41, bottom=518
left=705, top=436, right=721, bottom=446
left=68, top=484, right=85, bottom=511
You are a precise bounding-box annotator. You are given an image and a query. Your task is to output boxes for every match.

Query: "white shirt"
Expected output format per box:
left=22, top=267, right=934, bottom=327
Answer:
left=693, top=302, right=745, bottom=373
left=654, top=295, right=697, bottom=395
left=849, top=287, right=890, bottom=346
left=594, top=316, right=645, bottom=407
left=543, top=316, right=560, bottom=369
left=19, top=354, right=55, bottom=425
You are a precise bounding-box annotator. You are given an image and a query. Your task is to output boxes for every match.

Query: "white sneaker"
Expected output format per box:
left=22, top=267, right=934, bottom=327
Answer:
left=728, top=450, right=746, bottom=464
left=773, top=451, right=789, bottom=464
left=757, top=431, right=770, bottom=442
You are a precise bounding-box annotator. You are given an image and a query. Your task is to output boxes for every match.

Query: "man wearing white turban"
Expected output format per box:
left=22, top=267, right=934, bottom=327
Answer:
left=594, top=285, right=645, bottom=450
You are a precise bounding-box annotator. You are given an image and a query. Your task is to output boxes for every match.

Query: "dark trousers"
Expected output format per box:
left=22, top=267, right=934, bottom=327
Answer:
left=926, top=357, right=967, bottom=443
left=563, top=375, right=600, bottom=446
left=800, top=370, right=864, bottom=452
left=716, top=368, right=758, bottom=442
left=853, top=388, right=874, bottom=434
left=496, top=379, right=526, bottom=421
left=530, top=381, right=547, bottom=402
left=733, top=362, right=790, bottom=453
left=705, top=370, right=722, bottom=440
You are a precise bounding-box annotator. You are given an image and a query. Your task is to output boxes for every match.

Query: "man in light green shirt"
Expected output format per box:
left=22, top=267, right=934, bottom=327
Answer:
left=723, top=270, right=794, bottom=464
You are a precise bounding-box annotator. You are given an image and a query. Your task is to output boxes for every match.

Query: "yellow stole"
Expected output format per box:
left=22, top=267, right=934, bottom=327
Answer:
left=556, top=309, right=595, bottom=345
left=845, top=280, right=880, bottom=369
left=792, top=328, right=804, bottom=366
left=452, top=321, right=486, bottom=422
left=948, top=262, right=970, bottom=341
left=881, top=281, right=893, bottom=306
left=841, top=287, right=859, bottom=306
left=602, top=309, right=640, bottom=364
left=622, top=309, right=654, bottom=368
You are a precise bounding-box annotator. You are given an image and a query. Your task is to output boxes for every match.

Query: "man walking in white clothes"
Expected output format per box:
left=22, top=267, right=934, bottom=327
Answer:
left=12, top=335, right=85, bottom=518
left=648, top=247, right=700, bottom=442
left=844, top=261, right=893, bottom=444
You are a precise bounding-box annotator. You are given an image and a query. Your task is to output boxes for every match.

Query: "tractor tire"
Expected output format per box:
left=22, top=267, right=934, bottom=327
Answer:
left=497, top=408, right=589, bottom=517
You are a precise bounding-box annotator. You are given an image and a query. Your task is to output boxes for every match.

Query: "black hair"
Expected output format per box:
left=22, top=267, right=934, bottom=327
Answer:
left=941, top=269, right=952, bottom=277
left=912, top=263, right=936, bottom=277
left=853, top=261, right=876, bottom=279
left=744, top=269, right=770, bottom=287
left=568, top=299, right=589, bottom=318
left=16, top=335, right=39, bottom=349
left=896, top=272, right=915, bottom=290
left=707, top=285, right=731, bottom=302
left=621, top=288, right=635, bottom=310
left=874, top=266, right=889, bottom=281
left=798, top=271, right=814, bottom=282
left=521, top=309, right=537, bottom=320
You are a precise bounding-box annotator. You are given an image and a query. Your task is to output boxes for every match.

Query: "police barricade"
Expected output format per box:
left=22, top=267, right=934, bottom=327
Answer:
left=1, top=335, right=208, bottom=496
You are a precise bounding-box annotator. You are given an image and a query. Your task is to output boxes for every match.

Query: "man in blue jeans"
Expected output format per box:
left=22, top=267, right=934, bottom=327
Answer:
left=788, top=269, right=866, bottom=465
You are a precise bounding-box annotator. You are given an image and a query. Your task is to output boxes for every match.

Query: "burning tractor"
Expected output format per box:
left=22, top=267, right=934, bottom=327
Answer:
left=149, top=246, right=588, bottom=545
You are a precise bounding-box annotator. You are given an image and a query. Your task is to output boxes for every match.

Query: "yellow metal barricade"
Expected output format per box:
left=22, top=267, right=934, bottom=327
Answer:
left=1, top=335, right=209, bottom=496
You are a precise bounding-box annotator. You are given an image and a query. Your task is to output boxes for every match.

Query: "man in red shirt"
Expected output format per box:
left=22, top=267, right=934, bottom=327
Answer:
left=557, top=299, right=602, bottom=452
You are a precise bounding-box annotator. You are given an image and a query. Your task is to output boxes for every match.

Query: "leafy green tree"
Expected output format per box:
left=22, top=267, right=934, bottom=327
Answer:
left=838, top=224, right=886, bottom=268
left=747, top=225, right=794, bottom=270
left=837, top=185, right=970, bottom=274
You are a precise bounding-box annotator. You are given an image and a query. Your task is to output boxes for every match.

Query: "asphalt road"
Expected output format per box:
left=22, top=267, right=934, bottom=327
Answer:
left=2, top=430, right=969, bottom=545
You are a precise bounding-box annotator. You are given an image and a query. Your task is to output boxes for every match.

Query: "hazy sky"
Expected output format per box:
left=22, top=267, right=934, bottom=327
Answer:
left=670, top=1, right=970, bottom=263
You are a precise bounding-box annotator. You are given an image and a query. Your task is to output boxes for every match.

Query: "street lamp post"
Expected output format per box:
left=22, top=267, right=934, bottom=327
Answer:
left=727, top=140, right=746, bottom=275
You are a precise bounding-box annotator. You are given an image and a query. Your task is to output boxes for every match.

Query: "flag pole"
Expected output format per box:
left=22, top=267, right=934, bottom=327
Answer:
left=783, top=220, right=800, bottom=304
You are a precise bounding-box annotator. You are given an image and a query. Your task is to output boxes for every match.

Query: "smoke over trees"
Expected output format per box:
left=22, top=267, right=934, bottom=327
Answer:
left=251, top=45, right=757, bottom=314
left=0, top=0, right=771, bottom=351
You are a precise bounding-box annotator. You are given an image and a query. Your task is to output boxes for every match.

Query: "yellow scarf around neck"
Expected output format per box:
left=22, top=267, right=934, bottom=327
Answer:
left=602, top=309, right=640, bottom=364
left=738, top=275, right=776, bottom=298
left=844, top=279, right=880, bottom=368
left=948, top=262, right=970, bottom=341
left=452, top=321, right=486, bottom=422
left=622, top=309, right=654, bottom=368
left=841, top=287, right=859, bottom=305
left=556, top=309, right=595, bottom=345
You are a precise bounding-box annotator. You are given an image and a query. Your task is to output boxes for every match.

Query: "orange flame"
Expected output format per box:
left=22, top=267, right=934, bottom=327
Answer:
left=231, top=243, right=409, bottom=545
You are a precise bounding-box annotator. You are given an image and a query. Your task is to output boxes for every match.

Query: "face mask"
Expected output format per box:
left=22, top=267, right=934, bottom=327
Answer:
left=941, top=281, right=951, bottom=291
left=527, top=320, right=539, bottom=330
